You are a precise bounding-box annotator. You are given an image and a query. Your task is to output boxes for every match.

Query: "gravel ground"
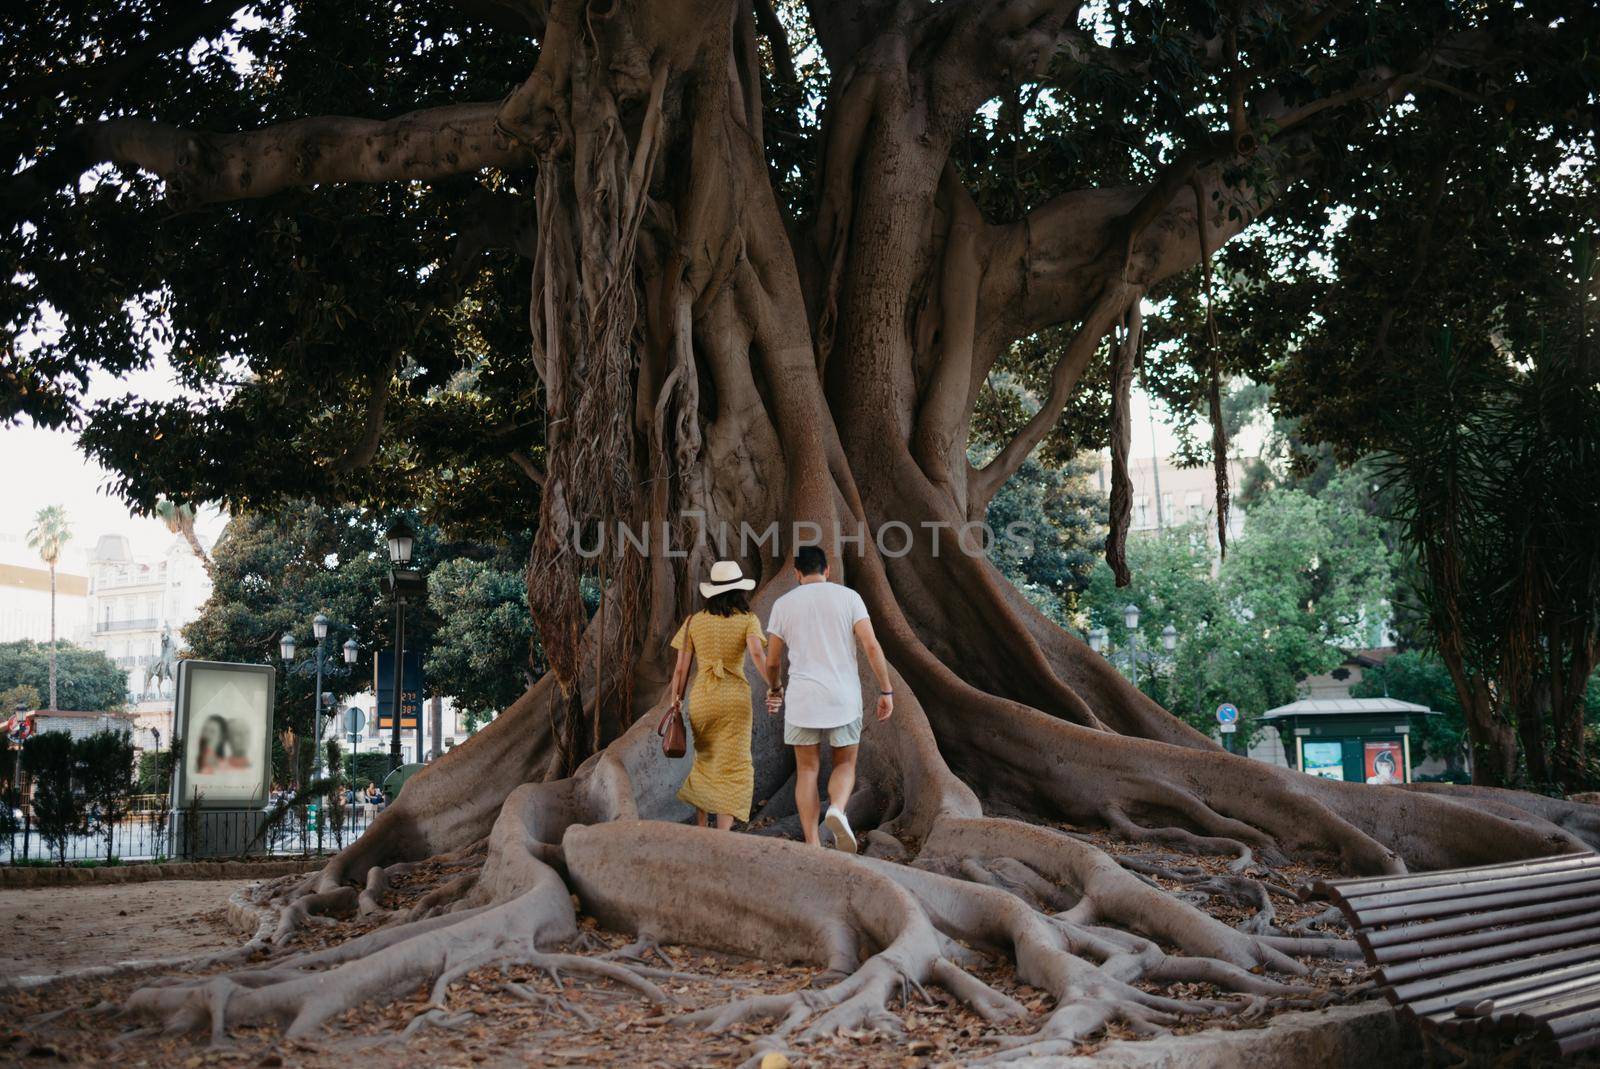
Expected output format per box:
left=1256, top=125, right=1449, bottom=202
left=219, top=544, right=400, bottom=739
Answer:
left=0, top=879, right=253, bottom=981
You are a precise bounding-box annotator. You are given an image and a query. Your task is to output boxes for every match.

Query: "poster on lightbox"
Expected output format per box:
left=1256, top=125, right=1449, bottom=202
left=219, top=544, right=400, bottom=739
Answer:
left=1364, top=740, right=1405, bottom=785
left=174, top=660, right=275, bottom=808
left=1303, top=741, right=1346, bottom=780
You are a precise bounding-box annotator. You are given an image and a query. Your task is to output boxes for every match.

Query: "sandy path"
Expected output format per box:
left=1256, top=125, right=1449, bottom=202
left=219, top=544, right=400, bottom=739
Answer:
left=0, top=879, right=254, bottom=980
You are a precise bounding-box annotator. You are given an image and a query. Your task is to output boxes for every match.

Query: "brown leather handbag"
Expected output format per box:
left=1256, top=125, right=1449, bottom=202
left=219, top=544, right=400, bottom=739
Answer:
left=657, top=700, right=687, bottom=759
left=658, top=612, right=691, bottom=758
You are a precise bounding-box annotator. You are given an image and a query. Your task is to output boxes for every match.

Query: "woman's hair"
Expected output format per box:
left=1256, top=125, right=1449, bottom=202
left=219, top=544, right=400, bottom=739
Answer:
left=199, top=715, right=231, bottom=753
left=704, top=589, right=750, bottom=617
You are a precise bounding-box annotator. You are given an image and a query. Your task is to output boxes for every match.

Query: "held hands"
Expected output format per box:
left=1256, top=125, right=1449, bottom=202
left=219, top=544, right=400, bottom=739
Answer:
left=765, top=687, right=783, bottom=716
left=875, top=692, right=894, bottom=721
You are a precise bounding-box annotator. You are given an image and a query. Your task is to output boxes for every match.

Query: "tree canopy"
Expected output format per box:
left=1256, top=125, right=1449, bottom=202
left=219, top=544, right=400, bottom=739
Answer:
left=0, top=640, right=127, bottom=712
left=1078, top=472, right=1393, bottom=740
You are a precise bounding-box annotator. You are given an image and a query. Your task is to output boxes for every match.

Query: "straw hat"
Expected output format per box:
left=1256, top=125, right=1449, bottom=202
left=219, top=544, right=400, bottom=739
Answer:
left=700, top=559, right=756, bottom=598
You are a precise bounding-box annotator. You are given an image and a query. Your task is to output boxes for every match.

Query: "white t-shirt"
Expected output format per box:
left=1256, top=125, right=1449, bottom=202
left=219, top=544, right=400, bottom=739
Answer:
left=767, top=581, right=871, bottom=729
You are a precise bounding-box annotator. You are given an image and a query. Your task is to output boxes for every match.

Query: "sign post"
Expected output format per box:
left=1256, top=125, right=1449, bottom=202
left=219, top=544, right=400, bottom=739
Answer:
left=1215, top=703, right=1239, bottom=754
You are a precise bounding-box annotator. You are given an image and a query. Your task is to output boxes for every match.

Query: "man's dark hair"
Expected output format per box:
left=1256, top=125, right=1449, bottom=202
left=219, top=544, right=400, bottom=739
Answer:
left=794, top=545, right=828, bottom=576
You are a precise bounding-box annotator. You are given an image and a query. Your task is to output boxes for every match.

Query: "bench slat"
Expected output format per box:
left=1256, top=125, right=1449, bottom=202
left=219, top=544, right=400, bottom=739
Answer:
left=1338, top=866, right=1600, bottom=914
left=1364, top=894, right=1600, bottom=951
left=1302, top=854, right=1600, bottom=901
left=1352, top=874, right=1600, bottom=927
left=1379, top=929, right=1600, bottom=985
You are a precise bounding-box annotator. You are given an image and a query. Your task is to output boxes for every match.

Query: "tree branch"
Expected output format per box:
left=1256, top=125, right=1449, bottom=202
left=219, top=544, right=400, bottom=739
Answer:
left=508, top=450, right=548, bottom=486
left=970, top=283, right=1134, bottom=511
left=752, top=0, right=799, bottom=87
left=8, top=101, right=531, bottom=217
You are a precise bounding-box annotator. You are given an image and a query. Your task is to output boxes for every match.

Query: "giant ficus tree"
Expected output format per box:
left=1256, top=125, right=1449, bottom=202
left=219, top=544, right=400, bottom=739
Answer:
left=5, top=0, right=1600, bottom=1051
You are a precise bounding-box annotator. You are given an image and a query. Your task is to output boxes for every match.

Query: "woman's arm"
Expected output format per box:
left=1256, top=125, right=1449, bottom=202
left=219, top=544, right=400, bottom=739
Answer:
left=669, top=645, right=693, bottom=705
left=746, top=634, right=771, bottom=686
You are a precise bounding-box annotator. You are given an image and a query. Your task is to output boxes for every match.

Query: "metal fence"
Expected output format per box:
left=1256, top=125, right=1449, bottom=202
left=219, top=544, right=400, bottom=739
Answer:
left=5, top=802, right=379, bottom=865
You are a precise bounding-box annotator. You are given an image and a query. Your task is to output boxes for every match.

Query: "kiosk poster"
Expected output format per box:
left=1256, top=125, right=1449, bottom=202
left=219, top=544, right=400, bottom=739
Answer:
left=1364, top=740, right=1405, bottom=784
left=174, top=660, right=275, bottom=807
left=1303, top=741, right=1345, bottom=780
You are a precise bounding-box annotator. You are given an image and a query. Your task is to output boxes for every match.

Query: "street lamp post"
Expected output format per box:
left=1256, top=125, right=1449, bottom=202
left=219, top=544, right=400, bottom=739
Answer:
left=1122, top=603, right=1141, bottom=686
left=281, top=617, right=358, bottom=790
left=1091, top=611, right=1180, bottom=695
left=384, top=518, right=423, bottom=773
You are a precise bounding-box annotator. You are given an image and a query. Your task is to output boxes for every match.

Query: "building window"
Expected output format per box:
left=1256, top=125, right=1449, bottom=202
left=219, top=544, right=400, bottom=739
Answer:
left=1133, top=495, right=1150, bottom=527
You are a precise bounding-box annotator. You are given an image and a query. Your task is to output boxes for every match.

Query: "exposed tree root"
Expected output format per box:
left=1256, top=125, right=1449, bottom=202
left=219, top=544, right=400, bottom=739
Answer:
left=563, top=820, right=1326, bottom=1058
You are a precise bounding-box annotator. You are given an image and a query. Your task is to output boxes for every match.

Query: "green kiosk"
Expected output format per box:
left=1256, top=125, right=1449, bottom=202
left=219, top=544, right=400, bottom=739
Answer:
left=1262, top=697, right=1439, bottom=784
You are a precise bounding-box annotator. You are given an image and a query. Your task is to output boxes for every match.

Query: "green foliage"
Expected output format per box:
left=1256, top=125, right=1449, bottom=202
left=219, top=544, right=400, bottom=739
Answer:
left=0, top=641, right=127, bottom=712
left=1351, top=651, right=1467, bottom=772
left=347, top=751, right=392, bottom=792
left=424, top=555, right=537, bottom=730
left=3, top=1, right=542, bottom=536
left=25, top=505, right=71, bottom=569
left=0, top=683, right=41, bottom=712
left=1077, top=484, right=1392, bottom=743
left=135, top=746, right=175, bottom=795
left=77, top=729, right=136, bottom=862
left=189, top=506, right=537, bottom=749
left=21, top=730, right=82, bottom=865
left=982, top=453, right=1106, bottom=624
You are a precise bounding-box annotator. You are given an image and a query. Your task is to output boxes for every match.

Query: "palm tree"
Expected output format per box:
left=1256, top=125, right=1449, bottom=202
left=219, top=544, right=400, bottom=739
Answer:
left=152, top=496, right=213, bottom=577
left=25, top=505, right=72, bottom=711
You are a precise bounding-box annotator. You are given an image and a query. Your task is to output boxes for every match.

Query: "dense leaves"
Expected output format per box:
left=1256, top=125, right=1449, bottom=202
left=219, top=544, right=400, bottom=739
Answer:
left=1077, top=475, right=1393, bottom=743
left=424, top=554, right=538, bottom=731
left=0, top=641, right=127, bottom=712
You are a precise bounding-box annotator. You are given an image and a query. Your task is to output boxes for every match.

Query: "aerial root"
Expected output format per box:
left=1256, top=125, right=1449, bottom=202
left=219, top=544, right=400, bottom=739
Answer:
left=502, top=981, right=597, bottom=1027
left=271, top=886, right=358, bottom=944
left=399, top=1007, right=476, bottom=1040
left=1106, top=804, right=1263, bottom=873
left=676, top=950, right=946, bottom=1041
left=606, top=932, right=679, bottom=969
left=430, top=947, right=671, bottom=1009
left=357, top=859, right=422, bottom=916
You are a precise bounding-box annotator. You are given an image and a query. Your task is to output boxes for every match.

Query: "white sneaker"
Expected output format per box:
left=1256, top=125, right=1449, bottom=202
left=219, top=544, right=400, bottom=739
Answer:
left=824, top=805, right=857, bottom=854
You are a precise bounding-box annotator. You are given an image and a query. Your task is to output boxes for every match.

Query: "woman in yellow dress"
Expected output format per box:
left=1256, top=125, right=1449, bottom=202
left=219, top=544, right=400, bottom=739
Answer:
left=666, top=560, right=770, bottom=830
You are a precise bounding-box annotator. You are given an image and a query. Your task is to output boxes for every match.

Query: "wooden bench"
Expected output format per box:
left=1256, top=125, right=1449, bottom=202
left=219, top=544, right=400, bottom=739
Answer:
left=1301, top=852, right=1600, bottom=1059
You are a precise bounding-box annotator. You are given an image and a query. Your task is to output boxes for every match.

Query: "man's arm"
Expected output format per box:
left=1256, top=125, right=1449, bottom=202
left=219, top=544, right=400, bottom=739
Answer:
left=764, top=633, right=786, bottom=714
left=852, top=618, right=894, bottom=721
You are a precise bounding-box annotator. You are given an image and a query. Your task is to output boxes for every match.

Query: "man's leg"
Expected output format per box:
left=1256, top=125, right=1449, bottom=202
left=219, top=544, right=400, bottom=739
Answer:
left=826, top=744, right=858, bottom=814
left=792, top=743, right=822, bottom=846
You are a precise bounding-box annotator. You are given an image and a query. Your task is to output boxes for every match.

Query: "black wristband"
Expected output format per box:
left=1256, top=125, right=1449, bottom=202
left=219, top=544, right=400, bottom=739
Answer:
left=880, top=690, right=893, bottom=696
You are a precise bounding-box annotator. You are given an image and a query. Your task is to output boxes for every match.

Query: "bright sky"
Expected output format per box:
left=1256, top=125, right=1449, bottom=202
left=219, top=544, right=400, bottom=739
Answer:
left=0, top=357, right=226, bottom=573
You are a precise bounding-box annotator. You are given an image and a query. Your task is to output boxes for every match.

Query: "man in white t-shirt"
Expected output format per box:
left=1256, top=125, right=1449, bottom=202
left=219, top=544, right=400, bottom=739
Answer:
left=763, top=546, right=894, bottom=852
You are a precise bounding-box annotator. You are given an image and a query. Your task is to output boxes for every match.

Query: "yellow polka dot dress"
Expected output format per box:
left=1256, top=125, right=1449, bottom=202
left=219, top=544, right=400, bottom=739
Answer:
left=671, top=611, right=764, bottom=821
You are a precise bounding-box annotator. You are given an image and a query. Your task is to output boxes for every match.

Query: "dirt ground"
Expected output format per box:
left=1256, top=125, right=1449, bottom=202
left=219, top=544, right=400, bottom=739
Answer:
left=0, top=879, right=253, bottom=981
left=0, top=831, right=1377, bottom=1069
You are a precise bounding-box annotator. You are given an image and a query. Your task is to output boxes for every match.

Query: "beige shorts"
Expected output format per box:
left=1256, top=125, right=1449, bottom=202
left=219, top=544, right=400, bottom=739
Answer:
left=783, top=718, right=862, bottom=748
